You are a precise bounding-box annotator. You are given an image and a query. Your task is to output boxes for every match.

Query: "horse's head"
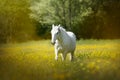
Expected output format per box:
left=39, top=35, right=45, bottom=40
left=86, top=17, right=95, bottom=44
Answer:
left=51, top=24, right=61, bottom=45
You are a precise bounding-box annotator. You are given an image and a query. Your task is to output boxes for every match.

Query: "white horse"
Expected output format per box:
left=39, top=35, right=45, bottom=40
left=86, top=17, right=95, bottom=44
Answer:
left=51, top=24, right=76, bottom=61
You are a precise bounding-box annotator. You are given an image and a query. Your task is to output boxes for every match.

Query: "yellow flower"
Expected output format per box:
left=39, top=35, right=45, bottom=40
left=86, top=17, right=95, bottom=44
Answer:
left=80, top=63, right=84, bottom=67
left=96, top=59, right=101, bottom=63
left=87, top=62, right=95, bottom=69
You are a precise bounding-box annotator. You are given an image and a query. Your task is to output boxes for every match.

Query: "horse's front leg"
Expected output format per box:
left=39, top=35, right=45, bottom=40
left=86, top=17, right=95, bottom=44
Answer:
left=55, top=47, right=58, bottom=61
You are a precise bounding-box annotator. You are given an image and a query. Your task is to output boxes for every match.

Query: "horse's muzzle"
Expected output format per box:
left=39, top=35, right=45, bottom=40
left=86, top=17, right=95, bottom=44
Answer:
left=51, top=42, right=55, bottom=45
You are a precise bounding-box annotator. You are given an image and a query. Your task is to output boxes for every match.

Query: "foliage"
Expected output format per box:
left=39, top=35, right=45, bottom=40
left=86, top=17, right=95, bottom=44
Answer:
left=0, top=0, right=120, bottom=43
left=29, top=0, right=94, bottom=39
left=0, top=40, right=120, bottom=80
left=30, top=0, right=120, bottom=39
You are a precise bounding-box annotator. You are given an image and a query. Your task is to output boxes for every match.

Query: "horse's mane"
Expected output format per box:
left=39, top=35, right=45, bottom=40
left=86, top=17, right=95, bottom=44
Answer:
left=59, top=26, right=66, bottom=32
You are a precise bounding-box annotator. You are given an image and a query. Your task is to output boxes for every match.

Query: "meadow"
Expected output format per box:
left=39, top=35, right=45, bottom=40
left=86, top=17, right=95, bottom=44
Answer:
left=0, top=39, right=120, bottom=80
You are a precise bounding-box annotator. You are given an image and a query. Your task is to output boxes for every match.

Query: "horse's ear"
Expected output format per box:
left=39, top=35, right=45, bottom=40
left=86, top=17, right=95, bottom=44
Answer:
left=58, top=24, right=60, bottom=27
left=52, top=24, right=54, bottom=28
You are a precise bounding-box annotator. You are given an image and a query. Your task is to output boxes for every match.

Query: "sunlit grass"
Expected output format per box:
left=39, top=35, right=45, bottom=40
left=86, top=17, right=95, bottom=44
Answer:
left=0, top=40, right=120, bottom=80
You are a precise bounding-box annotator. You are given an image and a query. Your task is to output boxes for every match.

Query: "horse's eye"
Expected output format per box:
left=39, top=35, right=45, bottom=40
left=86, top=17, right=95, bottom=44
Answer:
left=56, top=31, right=59, bottom=34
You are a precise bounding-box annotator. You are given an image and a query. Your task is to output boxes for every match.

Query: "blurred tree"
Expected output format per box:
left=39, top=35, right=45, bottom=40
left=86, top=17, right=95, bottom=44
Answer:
left=0, top=0, right=36, bottom=43
left=30, top=0, right=93, bottom=39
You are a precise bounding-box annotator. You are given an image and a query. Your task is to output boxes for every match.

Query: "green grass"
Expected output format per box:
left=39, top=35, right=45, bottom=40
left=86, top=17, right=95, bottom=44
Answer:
left=0, top=40, right=120, bottom=80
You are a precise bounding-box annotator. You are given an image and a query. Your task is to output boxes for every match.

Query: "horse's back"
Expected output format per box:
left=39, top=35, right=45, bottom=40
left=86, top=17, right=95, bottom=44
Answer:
left=67, top=31, right=76, bottom=41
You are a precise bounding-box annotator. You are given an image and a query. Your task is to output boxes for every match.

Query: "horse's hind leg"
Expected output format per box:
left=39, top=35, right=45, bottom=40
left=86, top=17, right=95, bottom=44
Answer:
left=70, top=51, right=74, bottom=61
left=61, top=53, right=66, bottom=61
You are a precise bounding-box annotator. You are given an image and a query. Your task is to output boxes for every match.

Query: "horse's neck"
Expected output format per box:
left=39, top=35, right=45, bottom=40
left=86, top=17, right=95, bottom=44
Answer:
left=58, top=30, right=69, bottom=45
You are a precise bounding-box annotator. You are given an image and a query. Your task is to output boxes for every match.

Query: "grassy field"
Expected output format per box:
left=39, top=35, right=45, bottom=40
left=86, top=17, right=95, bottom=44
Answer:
left=0, top=39, right=120, bottom=80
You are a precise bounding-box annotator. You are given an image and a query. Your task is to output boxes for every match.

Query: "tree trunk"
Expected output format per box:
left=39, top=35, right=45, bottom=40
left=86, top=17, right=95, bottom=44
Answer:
left=62, top=0, right=66, bottom=28
left=69, top=0, right=72, bottom=30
